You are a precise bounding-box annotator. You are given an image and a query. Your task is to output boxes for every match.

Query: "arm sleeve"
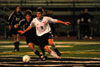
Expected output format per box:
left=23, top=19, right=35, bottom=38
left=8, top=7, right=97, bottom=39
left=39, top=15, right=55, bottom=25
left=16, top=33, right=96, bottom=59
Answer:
left=20, top=12, right=23, bottom=20
left=19, top=19, right=25, bottom=26
left=48, top=17, right=58, bottom=23
left=8, top=11, right=14, bottom=25
left=18, top=19, right=25, bottom=30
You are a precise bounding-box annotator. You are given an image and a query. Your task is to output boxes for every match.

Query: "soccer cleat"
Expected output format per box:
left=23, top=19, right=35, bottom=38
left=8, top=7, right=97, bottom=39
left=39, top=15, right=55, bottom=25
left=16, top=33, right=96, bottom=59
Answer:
left=44, top=55, right=48, bottom=59
left=14, top=48, right=19, bottom=52
left=54, top=48, right=61, bottom=56
left=40, top=55, right=46, bottom=61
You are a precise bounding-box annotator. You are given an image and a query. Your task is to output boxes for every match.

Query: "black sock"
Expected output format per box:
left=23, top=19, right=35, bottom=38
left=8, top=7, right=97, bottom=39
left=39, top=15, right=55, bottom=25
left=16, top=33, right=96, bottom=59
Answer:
left=14, top=42, right=17, bottom=49
left=40, top=47, right=45, bottom=56
left=52, top=45, right=56, bottom=49
left=16, top=41, right=19, bottom=49
left=14, top=41, right=19, bottom=50
left=42, top=49, right=45, bottom=56
left=34, top=50, right=41, bottom=57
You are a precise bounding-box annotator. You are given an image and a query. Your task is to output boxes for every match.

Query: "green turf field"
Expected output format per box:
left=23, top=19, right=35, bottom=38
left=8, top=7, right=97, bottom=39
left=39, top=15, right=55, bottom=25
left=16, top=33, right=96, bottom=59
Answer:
left=0, top=40, right=100, bottom=59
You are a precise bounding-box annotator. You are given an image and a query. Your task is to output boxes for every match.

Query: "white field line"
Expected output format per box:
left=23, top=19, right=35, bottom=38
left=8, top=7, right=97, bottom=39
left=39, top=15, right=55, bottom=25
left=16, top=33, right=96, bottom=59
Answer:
left=0, top=63, right=81, bottom=67
left=0, top=41, right=100, bottom=45
left=0, top=45, right=73, bottom=48
left=0, top=56, right=100, bottom=60
left=1, top=51, right=100, bottom=55
left=0, top=61, right=100, bottom=64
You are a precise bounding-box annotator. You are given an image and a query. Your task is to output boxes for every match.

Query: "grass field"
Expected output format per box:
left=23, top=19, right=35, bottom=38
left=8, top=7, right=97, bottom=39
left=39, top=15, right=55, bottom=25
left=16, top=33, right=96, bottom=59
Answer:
left=0, top=40, right=100, bottom=67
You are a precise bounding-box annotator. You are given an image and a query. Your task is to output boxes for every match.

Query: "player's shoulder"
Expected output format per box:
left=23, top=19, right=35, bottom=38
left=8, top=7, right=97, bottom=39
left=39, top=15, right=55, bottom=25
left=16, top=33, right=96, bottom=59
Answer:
left=19, top=19, right=25, bottom=23
left=44, top=16, right=50, bottom=18
left=31, top=17, right=36, bottom=22
left=20, top=19, right=25, bottom=22
left=10, top=11, right=15, bottom=16
left=43, top=16, right=51, bottom=19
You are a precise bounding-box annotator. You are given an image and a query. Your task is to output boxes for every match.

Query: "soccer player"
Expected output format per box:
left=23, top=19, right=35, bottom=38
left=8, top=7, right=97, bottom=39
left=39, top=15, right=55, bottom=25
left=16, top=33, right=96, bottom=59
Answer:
left=18, top=7, right=70, bottom=58
left=77, top=8, right=93, bottom=39
left=8, top=5, right=23, bottom=51
left=18, top=10, right=45, bottom=60
left=36, top=7, right=61, bottom=56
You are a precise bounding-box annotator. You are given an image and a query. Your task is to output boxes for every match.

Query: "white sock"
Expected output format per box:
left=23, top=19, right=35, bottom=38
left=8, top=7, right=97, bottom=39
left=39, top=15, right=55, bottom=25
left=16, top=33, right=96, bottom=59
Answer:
left=50, top=50, right=60, bottom=58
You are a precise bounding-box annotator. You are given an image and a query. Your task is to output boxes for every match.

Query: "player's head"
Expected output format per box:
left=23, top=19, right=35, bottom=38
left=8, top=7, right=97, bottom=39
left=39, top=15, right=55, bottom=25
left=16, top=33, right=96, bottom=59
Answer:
left=15, top=5, right=21, bottom=13
left=25, top=10, right=33, bottom=21
left=36, top=7, right=44, bottom=19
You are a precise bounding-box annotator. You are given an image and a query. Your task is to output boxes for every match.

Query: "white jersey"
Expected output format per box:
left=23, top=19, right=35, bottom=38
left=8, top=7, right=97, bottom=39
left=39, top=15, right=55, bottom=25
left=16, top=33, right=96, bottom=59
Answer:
left=30, top=16, right=58, bottom=36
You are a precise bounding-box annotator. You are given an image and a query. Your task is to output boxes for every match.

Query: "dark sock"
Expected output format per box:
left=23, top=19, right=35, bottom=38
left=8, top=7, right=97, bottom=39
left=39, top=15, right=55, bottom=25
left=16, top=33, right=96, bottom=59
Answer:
left=34, top=50, right=41, bottom=57
left=16, top=41, right=19, bottom=49
left=52, top=45, right=56, bottom=49
left=41, top=47, right=45, bottom=56
left=52, top=45, right=61, bottom=56
left=14, top=41, right=19, bottom=50
left=14, top=42, right=17, bottom=49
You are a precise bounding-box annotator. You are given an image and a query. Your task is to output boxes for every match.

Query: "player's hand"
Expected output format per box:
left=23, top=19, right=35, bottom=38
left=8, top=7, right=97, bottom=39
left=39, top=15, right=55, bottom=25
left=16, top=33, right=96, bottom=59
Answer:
left=18, top=30, right=24, bottom=34
left=9, top=26, right=11, bottom=30
left=64, top=22, right=70, bottom=26
left=14, top=24, right=19, bottom=29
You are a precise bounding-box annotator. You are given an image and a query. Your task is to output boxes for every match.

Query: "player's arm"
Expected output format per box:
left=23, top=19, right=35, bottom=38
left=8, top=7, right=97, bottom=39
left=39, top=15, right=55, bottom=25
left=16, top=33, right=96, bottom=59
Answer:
left=15, top=19, right=25, bottom=29
left=8, top=11, right=14, bottom=30
left=56, top=20, right=70, bottom=26
left=18, top=19, right=34, bottom=34
left=18, top=26, right=32, bottom=34
left=48, top=17, right=70, bottom=26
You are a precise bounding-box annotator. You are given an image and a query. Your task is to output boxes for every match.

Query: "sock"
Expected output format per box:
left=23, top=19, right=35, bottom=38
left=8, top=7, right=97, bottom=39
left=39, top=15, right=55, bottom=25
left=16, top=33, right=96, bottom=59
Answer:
left=16, top=41, right=19, bottom=49
left=14, top=42, right=17, bottom=49
left=40, top=47, right=45, bottom=56
left=52, top=45, right=56, bottom=49
left=50, top=50, right=60, bottom=58
left=14, top=41, right=19, bottom=50
left=34, top=50, right=41, bottom=57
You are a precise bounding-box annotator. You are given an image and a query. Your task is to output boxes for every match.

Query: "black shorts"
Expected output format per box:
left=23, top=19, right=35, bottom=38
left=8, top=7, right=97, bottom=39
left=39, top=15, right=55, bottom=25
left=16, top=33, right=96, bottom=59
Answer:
left=26, top=36, right=39, bottom=45
left=37, top=33, right=53, bottom=47
left=9, top=27, right=19, bottom=35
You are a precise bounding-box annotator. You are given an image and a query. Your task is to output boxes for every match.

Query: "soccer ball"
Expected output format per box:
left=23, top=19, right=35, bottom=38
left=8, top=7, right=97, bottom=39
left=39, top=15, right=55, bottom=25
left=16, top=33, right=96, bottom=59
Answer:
left=22, top=55, right=31, bottom=63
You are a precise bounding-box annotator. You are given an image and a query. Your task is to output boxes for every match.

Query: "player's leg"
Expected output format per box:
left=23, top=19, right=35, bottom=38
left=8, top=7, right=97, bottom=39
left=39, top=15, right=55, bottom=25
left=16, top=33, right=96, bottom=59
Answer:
left=12, top=28, right=20, bottom=51
left=44, top=45, right=60, bottom=59
left=16, top=33, right=20, bottom=51
left=87, top=25, right=92, bottom=39
left=48, top=38, right=61, bottom=56
left=13, top=34, right=19, bottom=51
left=39, top=46, right=46, bottom=57
left=28, top=43, right=41, bottom=57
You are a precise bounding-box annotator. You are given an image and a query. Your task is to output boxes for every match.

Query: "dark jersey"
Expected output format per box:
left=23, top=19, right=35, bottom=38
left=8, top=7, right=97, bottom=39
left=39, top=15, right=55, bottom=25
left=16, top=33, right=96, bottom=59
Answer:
left=78, top=13, right=93, bottom=24
left=19, top=19, right=36, bottom=38
left=8, top=11, right=23, bottom=26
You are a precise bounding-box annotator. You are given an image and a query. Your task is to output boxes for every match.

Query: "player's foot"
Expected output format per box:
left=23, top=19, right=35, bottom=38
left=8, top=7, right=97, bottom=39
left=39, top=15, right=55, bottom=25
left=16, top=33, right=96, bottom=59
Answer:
left=14, top=48, right=19, bottom=52
left=56, top=55, right=61, bottom=59
left=44, top=55, right=48, bottom=59
left=40, top=55, right=46, bottom=61
left=54, top=48, right=61, bottom=56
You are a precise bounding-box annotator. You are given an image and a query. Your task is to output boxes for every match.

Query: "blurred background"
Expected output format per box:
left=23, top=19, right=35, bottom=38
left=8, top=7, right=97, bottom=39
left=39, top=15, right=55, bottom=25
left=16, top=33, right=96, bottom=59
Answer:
left=0, top=0, right=100, bottom=40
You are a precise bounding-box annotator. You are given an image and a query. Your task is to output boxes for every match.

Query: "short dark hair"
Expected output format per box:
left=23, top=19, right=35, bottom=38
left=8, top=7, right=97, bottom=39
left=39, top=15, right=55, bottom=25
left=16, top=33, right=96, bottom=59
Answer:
left=25, top=10, right=33, bottom=16
left=36, top=7, right=44, bottom=14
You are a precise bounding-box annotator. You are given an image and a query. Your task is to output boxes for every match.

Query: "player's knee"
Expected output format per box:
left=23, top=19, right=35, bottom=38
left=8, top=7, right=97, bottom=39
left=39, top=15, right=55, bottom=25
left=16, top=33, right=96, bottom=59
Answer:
left=44, top=46, right=51, bottom=53
left=28, top=43, right=33, bottom=46
left=28, top=43, right=35, bottom=49
left=49, top=41, right=54, bottom=45
left=48, top=39, right=54, bottom=45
